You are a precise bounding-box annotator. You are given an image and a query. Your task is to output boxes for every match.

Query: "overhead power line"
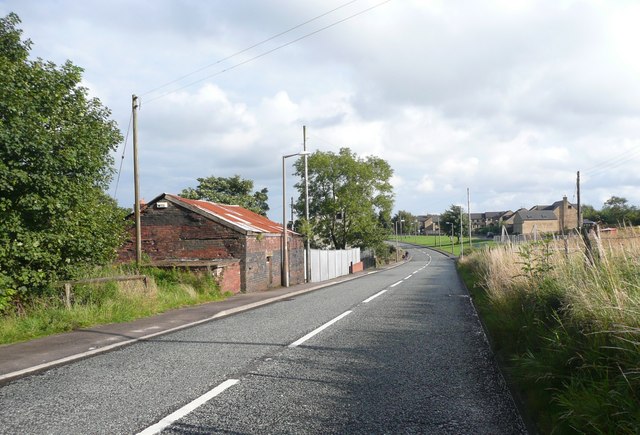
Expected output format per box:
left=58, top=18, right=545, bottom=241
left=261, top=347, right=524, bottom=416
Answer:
left=144, top=0, right=392, bottom=104
left=584, top=145, right=640, bottom=178
left=141, top=0, right=361, bottom=98
left=112, top=111, right=133, bottom=199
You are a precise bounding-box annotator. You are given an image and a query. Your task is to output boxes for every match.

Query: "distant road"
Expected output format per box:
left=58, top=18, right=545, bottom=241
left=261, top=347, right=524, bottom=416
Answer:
left=0, top=245, right=526, bottom=434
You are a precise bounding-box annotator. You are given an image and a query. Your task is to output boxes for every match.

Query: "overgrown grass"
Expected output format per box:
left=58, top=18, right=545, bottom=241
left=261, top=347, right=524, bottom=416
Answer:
left=0, top=265, right=231, bottom=345
left=459, top=231, right=640, bottom=434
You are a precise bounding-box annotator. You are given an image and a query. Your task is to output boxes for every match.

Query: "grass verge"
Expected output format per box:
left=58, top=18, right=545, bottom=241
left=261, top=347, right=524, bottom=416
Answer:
left=458, top=234, right=640, bottom=434
left=0, top=265, right=231, bottom=345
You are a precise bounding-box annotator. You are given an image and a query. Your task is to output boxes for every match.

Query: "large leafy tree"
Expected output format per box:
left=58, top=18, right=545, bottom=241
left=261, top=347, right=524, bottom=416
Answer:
left=180, top=174, right=269, bottom=216
left=293, top=148, right=394, bottom=250
left=0, top=13, right=125, bottom=304
left=439, top=205, right=469, bottom=243
left=601, top=196, right=638, bottom=226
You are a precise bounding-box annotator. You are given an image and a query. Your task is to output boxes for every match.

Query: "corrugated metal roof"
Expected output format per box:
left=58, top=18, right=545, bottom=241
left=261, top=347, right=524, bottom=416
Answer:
left=166, top=194, right=284, bottom=234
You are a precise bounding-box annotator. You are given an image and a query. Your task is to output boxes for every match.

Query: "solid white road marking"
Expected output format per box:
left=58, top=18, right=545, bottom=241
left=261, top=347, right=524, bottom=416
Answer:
left=362, top=290, right=388, bottom=303
left=390, top=280, right=403, bottom=288
left=289, top=311, right=352, bottom=348
left=137, top=379, right=239, bottom=435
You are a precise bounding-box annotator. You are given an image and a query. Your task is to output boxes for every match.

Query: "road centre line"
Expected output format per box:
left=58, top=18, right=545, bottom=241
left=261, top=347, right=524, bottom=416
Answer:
left=404, top=275, right=412, bottom=280
left=362, top=290, right=387, bottom=303
left=289, top=311, right=352, bottom=348
left=137, top=378, right=239, bottom=435
left=390, top=280, right=403, bottom=288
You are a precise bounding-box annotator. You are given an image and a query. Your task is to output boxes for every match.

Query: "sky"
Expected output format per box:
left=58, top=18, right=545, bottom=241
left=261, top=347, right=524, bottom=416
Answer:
left=2, top=0, right=640, bottom=222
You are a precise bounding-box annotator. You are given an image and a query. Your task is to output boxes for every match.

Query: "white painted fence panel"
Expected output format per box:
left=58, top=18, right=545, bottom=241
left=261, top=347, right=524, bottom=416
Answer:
left=310, top=248, right=360, bottom=283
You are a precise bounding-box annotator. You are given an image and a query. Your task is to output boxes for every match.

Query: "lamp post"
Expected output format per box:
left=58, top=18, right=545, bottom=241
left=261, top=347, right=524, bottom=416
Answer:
left=446, top=221, right=454, bottom=254
left=303, top=126, right=311, bottom=283
left=282, top=150, right=310, bottom=287
left=395, top=220, right=399, bottom=262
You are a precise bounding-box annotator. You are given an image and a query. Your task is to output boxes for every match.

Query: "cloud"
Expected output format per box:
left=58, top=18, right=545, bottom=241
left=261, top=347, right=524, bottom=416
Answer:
left=3, top=0, right=640, bottom=219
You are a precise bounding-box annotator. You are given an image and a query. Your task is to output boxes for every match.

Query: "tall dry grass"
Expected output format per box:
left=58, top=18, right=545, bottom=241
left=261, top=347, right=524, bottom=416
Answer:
left=462, top=228, right=640, bottom=434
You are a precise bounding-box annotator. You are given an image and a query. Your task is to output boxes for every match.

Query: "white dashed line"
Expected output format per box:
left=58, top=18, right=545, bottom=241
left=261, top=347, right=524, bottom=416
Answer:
left=390, top=280, right=403, bottom=288
left=404, top=275, right=412, bottom=280
left=137, top=379, right=239, bottom=435
left=289, top=311, right=352, bottom=348
left=363, top=290, right=388, bottom=303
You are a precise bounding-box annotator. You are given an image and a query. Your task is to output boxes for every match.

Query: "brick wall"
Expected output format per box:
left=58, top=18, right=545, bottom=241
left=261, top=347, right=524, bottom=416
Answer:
left=243, top=233, right=305, bottom=291
left=288, top=235, right=305, bottom=286
left=119, top=201, right=244, bottom=263
left=117, top=198, right=306, bottom=293
left=218, top=261, right=241, bottom=294
left=244, top=234, right=281, bottom=292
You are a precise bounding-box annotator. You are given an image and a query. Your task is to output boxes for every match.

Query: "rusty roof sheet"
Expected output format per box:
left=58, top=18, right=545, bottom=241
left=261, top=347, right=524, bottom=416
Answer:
left=166, top=194, right=284, bottom=234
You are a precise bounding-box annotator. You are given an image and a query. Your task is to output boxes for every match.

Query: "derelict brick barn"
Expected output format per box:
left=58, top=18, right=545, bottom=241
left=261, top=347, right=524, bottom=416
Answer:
left=118, top=193, right=305, bottom=293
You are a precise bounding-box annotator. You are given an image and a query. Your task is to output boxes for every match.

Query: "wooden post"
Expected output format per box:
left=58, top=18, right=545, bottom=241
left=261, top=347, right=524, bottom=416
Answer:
left=132, top=95, right=142, bottom=267
left=64, top=283, right=72, bottom=309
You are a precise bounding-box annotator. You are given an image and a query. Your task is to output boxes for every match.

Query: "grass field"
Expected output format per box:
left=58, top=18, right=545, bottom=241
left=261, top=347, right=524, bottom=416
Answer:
left=393, top=234, right=494, bottom=256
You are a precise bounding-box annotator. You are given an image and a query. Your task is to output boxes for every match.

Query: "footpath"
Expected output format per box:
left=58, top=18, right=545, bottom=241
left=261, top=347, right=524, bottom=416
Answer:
left=0, top=265, right=400, bottom=385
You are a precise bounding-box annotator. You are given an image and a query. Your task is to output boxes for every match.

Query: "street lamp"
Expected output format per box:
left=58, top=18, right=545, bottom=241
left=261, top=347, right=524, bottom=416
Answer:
left=394, top=220, right=399, bottom=262
left=446, top=221, right=454, bottom=254
left=282, top=150, right=310, bottom=287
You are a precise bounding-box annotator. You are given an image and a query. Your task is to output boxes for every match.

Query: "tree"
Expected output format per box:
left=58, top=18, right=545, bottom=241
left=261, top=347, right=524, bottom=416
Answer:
left=581, top=204, right=600, bottom=222
left=601, top=196, right=637, bottom=226
left=180, top=174, right=269, bottom=216
left=0, top=13, right=125, bottom=305
left=439, top=205, right=469, bottom=243
left=392, top=210, right=418, bottom=236
left=293, top=148, right=394, bottom=250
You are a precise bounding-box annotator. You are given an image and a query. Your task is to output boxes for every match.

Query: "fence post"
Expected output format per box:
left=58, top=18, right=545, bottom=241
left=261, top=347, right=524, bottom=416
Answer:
left=64, top=283, right=72, bottom=309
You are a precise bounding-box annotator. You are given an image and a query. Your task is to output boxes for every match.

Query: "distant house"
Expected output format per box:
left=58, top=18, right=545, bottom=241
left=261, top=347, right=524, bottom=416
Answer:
left=118, top=193, right=305, bottom=294
left=529, top=196, right=578, bottom=233
left=469, top=210, right=512, bottom=233
left=469, top=213, right=485, bottom=232
left=513, top=210, right=558, bottom=234
left=418, top=214, right=440, bottom=235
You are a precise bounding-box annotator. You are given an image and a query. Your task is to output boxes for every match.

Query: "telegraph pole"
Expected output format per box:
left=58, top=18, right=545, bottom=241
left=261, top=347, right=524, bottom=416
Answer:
left=460, top=207, right=464, bottom=258
left=132, top=95, right=142, bottom=267
left=577, top=171, right=582, bottom=232
left=467, top=187, right=472, bottom=247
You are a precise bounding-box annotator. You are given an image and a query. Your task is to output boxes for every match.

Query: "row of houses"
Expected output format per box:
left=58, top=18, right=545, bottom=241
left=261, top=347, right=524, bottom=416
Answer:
left=418, top=196, right=580, bottom=235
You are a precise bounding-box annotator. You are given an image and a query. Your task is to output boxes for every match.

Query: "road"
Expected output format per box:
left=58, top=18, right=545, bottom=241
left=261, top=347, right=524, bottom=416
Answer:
left=0, top=246, right=526, bottom=434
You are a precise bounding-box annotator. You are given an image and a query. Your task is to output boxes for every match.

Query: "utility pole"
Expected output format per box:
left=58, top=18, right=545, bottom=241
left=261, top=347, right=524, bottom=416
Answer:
left=467, top=187, right=472, bottom=248
left=577, top=171, right=582, bottom=232
left=460, top=207, right=464, bottom=258
left=303, top=125, right=311, bottom=283
left=132, top=95, right=142, bottom=267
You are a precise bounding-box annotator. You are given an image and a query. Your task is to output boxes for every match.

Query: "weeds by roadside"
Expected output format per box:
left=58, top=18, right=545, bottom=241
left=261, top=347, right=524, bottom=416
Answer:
left=0, top=265, right=230, bottom=345
left=459, top=231, right=640, bottom=434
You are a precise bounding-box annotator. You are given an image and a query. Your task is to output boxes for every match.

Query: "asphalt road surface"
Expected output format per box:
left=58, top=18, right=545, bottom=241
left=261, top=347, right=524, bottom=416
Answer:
left=0, top=246, right=526, bottom=434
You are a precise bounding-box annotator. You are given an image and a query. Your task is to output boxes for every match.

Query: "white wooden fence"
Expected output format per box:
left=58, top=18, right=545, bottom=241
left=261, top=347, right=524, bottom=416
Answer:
left=308, top=248, right=360, bottom=283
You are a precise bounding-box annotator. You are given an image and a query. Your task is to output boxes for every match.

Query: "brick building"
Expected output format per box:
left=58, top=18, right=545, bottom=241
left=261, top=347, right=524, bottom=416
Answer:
left=118, top=193, right=305, bottom=294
